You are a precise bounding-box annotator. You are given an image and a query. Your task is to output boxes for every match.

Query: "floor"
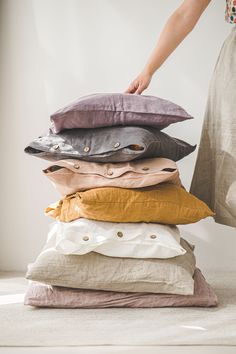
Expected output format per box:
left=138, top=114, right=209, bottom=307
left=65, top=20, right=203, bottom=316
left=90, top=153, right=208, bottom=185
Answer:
left=1, top=347, right=236, bottom=354
left=0, top=272, right=236, bottom=353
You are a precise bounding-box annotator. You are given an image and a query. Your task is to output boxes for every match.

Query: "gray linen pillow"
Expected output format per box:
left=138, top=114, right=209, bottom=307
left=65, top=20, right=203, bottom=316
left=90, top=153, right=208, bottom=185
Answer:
left=50, top=93, right=193, bottom=133
left=26, top=238, right=196, bottom=295
left=24, top=126, right=196, bottom=163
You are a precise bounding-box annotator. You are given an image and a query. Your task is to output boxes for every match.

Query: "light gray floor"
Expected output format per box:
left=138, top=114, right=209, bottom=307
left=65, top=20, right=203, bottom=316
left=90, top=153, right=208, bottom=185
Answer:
left=0, top=272, right=236, bottom=351
left=1, top=346, right=236, bottom=354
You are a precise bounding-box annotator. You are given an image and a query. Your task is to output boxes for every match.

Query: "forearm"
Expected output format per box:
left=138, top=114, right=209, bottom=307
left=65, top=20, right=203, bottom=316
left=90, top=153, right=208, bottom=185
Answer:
left=143, top=0, right=211, bottom=75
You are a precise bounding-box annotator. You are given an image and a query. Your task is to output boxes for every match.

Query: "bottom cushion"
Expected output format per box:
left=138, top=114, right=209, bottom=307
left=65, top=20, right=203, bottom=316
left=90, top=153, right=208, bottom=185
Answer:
left=24, top=269, right=218, bottom=308
left=26, top=238, right=195, bottom=295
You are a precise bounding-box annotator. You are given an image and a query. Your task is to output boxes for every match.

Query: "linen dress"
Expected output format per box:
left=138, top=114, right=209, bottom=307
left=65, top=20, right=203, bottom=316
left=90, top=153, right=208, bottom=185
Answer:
left=190, top=0, right=236, bottom=227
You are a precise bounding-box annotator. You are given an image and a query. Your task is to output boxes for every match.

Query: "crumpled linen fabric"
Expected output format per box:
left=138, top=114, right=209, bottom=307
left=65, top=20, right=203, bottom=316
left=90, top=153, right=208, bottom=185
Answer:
left=24, top=268, right=218, bottom=308
left=43, top=157, right=181, bottom=195
left=24, top=126, right=196, bottom=163
left=26, top=238, right=196, bottom=295
left=190, top=26, right=236, bottom=227
left=45, top=183, right=214, bottom=224
left=50, top=93, right=193, bottom=133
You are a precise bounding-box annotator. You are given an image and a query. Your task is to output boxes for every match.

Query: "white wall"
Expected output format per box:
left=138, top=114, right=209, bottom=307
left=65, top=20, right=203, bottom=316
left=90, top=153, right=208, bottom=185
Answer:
left=0, top=0, right=236, bottom=272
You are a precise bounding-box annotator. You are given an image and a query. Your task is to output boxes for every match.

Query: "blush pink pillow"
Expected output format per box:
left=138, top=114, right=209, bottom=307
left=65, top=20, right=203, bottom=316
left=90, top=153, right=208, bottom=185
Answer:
left=43, top=157, right=181, bottom=195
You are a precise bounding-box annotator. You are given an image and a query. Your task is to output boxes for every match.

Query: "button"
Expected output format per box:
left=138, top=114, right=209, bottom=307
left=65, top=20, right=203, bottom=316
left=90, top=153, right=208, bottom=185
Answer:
left=107, top=170, right=113, bottom=176
left=142, top=167, right=149, bottom=171
left=83, top=236, right=89, bottom=241
left=83, top=146, right=90, bottom=153
left=74, top=164, right=80, bottom=169
left=114, top=142, right=120, bottom=148
left=150, top=234, right=157, bottom=239
left=53, top=144, right=60, bottom=150
left=117, top=231, right=123, bottom=238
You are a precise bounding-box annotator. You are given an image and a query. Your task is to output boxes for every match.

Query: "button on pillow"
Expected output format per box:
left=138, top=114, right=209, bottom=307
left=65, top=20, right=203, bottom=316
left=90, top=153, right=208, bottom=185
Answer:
left=50, top=93, right=193, bottom=133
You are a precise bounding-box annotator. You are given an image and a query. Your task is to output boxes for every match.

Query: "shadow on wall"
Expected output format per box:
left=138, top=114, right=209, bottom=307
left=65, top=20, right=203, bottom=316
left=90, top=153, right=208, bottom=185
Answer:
left=180, top=217, right=236, bottom=273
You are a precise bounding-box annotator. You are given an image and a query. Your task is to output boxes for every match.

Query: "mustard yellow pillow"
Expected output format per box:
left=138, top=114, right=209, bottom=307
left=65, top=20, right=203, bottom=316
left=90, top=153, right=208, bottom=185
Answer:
left=45, top=183, right=214, bottom=224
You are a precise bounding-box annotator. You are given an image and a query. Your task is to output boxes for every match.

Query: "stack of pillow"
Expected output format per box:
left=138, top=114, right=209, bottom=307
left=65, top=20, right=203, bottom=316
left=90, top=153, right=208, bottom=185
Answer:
left=24, top=93, right=218, bottom=308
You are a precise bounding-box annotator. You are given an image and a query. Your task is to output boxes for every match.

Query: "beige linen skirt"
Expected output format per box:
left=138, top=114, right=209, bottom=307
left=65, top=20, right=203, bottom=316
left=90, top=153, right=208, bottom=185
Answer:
left=190, top=26, right=236, bottom=228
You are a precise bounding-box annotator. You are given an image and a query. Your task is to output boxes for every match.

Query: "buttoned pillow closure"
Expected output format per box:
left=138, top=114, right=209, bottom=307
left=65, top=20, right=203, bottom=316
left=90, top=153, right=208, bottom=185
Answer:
left=25, top=126, right=196, bottom=163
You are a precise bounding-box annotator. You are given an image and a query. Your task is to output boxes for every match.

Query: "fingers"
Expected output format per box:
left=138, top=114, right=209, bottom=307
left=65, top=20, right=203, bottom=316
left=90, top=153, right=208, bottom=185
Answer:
left=125, top=78, right=149, bottom=95
left=125, top=81, right=138, bottom=94
left=134, top=84, right=144, bottom=95
left=125, top=86, right=136, bottom=94
left=125, top=81, right=144, bottom=94
left=125, top=71, right=151, bottom=94
left=125, top=85, right=143, bottom=95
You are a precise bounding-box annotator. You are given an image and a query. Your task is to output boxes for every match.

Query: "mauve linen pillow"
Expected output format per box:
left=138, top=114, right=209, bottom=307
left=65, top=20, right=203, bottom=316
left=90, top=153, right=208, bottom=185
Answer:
left=24, top=126, right=196, bottom=163
left=43, top=157, right=181, bottom=195
left=24, top=269, right=218, bottom=308
left=50, top=93, right=193, bottom=133
left=25, top=238, right=196, bottom=295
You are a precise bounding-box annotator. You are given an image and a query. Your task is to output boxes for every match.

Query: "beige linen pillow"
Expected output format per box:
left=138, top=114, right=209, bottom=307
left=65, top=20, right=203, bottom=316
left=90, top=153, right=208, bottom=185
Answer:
left=26, top=238, right=196, bottom=295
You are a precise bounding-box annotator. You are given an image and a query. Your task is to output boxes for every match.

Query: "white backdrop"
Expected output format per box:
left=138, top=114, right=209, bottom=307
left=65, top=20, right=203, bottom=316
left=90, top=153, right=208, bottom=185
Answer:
left=0, top=0, right=236, bottom=272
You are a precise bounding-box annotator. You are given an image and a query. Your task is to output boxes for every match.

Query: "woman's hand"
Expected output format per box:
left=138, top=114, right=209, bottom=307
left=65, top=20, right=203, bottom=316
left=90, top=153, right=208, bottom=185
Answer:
left=125, top=0, right=211, bottom=95
left=125, top=70, right=152, bottom=95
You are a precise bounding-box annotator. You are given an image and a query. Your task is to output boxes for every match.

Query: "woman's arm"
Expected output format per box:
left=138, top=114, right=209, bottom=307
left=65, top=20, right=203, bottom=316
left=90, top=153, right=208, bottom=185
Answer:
left=126, top=0, right=211, bottom=94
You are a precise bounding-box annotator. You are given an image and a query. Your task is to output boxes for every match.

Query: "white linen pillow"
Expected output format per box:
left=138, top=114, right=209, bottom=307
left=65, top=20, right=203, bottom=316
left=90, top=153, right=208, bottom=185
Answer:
left=45, top=219, right=186, bottom=259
